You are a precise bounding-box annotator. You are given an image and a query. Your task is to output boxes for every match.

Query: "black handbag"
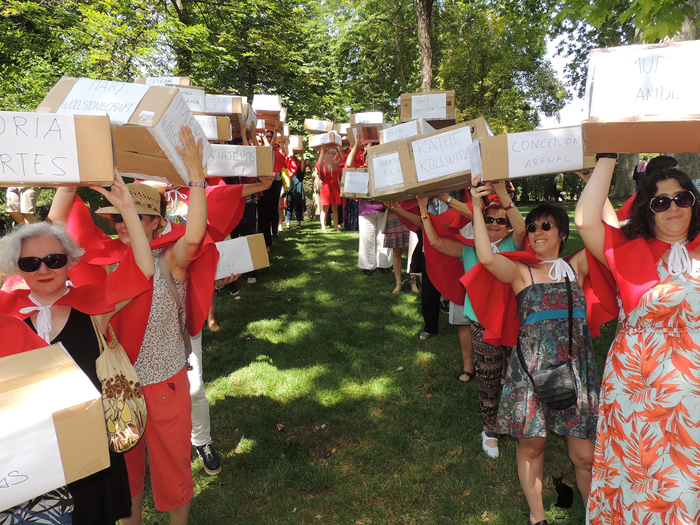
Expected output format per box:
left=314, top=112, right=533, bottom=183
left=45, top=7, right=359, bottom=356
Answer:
left=516, top=273, right=577, bottom=411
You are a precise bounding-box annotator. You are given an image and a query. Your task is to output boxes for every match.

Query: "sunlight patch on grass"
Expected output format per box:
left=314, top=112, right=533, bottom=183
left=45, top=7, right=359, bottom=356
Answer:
left=313, top=376, right=398, bottom=406
left=412, top=352, right=435, bottom=366
left=243, top=318, right=313, bottom=344
left=234, top=437, right=257, bottom=455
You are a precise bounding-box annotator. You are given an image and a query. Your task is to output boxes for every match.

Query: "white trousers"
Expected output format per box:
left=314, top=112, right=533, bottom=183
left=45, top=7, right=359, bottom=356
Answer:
left=188, top=330, right=212, bottom=447
left=358, top=212, right=391, bottom=270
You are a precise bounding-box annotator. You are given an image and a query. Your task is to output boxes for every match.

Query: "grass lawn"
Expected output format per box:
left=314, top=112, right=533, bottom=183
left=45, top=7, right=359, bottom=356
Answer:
left=140, top=201, right=617, bottom=524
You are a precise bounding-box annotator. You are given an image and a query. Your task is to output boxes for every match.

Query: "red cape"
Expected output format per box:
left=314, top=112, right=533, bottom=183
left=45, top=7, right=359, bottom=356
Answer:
left=461, top=245, right=618, bottom=347
left=603, top=223, right=700, bottom=314
left=174, top=182, right=246, bottom=243
left=0, top=315, right=48, bottom=357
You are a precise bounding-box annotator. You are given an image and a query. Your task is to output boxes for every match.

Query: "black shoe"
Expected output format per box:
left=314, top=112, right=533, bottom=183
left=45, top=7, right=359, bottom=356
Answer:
left=196, top=442, right=221, bottom=475
left=379, top=267, right=392, bottom=274
left=440, top=299, right=449, bottom=313
left=229, top=282, right=240, bottom=296
left=363, top=269, right=374, bottom=276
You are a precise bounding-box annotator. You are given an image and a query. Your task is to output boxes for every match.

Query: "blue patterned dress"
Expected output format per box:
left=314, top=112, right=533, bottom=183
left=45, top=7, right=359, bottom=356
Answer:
left=496, top=268, right=600, bottom=442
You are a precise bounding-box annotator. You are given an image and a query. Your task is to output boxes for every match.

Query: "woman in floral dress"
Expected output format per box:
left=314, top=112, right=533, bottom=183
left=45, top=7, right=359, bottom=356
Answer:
left=576, top=157, right=700, bottom=525
left=471, top=177, right=600, bottom=525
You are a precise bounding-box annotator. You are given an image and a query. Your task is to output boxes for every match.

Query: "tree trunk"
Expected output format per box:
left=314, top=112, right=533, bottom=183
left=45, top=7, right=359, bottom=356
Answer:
left=611, top=153, right=637, bottom=199
left=416, top=0, right=433, bottom=92
left=170, top=0, right=193, bottom=73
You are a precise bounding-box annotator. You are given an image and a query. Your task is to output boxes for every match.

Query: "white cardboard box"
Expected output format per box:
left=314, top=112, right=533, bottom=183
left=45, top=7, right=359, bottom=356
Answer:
left=135, top=76, right=191, bottom=87
left=173, top=85, right=206, bottom=114
left=309, top=131, right=342, bottom=150
left=252, top=94, right=282, bottom=116
left=0, top=344, right=109, bottom=511
left=36, top=77, right=212, bottom=186
left=0, top=111, right=114, bottom=186
left=349, top=112, right=384, bottom=125
left=304, top=119, right=334, bottom=134
left=379, top=119, right=435, bottom=144
left=207, top=145, right=273, bottom=177
left=194, top=115, right=232, bottom=142
left=341, top=168, right=371, bottom=198
left=215, top=234, right=270, bottom=279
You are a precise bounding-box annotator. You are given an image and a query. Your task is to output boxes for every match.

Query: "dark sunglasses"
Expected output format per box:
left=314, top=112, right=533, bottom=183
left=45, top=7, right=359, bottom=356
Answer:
left=649, top=190, right=696, bottom=213
left=107, top=213, right=145, bottom=223
left=484, top=216, right=508, bottom=226
left=18, top=253, right=68, bottom=272
left=526, top=221, right=553, bottom=233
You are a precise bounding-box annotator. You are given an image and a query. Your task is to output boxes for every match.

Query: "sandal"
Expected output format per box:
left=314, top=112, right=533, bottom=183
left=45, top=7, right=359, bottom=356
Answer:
left=458, top=370, right=475, bottom=382
left=418, top=331, right=437, bottom=340
left=481, top=431, right=499, bottom=458
left=208, top=320, right=220, bottom=332
left=410, top=277, right=419, bottom=294
left=392, top=282, right=403, bottom=295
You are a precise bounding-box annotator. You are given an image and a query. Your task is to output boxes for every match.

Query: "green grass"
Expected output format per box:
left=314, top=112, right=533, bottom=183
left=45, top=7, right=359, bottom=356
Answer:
left=139, top=202, right=617, bottom=524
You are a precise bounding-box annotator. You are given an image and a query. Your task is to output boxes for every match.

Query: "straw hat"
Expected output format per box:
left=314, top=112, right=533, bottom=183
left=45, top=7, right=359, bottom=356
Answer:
left=96, top=183, right=163, bottom=217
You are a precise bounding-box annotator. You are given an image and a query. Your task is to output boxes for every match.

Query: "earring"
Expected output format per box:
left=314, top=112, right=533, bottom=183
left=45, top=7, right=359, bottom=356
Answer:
left=560, top=240, right=565, bottom=250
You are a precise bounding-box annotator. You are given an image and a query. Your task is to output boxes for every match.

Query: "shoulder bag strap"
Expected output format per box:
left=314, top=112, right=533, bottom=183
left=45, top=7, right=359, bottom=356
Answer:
left=158, top=251, right=193, bottom=357
left=564, top=274, right=573, bottom=362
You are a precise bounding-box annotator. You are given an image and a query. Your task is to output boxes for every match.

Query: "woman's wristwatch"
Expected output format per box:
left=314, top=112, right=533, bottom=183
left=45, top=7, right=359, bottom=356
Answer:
left=446, top=196, right=453, bottom=205
left=188, top=181, right=208, bottom=188
left=504, top=201, right=515, bottom=210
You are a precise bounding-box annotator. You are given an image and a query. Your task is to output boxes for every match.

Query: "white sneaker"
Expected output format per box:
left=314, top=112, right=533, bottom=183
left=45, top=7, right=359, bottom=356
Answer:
left=481, top=432, right=499, bottom=458
left=247, top=277, right=256, bottom=284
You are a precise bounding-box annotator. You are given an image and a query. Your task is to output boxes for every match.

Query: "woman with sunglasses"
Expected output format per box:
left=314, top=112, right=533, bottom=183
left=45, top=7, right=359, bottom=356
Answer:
left=0, top=175, right=154, bottom=525
left=470, top=176, right=599, bottom=525
left=576, top=158, right=700, bottom=525
left=416, top=182, right=525, bottom=458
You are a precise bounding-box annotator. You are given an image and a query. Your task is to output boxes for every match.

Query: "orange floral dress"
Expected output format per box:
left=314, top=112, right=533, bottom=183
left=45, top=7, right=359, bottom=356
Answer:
left=587, top=260, right=700, bottom=525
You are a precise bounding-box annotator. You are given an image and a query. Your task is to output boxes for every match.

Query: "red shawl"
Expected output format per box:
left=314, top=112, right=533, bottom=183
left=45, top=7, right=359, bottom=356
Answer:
left=0, top=315, right=48, bottom=357
left=461, top=244, right=618, bottom=347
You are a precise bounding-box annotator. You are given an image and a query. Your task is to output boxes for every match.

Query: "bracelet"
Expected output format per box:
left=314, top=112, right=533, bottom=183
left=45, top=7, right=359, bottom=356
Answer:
left=421, top=215, right=430, bottom=221
left=504, top=201, right=515, bottom=210
left=595, top=153, right=618, bottom=160
left=188, top=181, right=207, bottom=188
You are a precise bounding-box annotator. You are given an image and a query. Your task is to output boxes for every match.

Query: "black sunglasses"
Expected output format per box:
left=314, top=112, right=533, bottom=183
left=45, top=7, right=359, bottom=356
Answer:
left=649, top=190, right=696, bottom=213
left=484, top=216, right=508, bottom=226
left=18, top=253, right=68, bottom=272
left=526, top=221, right=553, bottom=233
left=107, top=213, right=145, bottom=223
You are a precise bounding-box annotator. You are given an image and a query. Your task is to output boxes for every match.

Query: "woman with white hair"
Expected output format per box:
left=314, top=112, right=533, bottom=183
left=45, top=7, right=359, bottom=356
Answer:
left=0, top=175, right=154, bottom=525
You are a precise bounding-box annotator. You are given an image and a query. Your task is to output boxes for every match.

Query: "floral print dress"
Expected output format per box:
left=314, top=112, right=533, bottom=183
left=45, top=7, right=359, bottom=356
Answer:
left=496, top=270, right=600, bottom=441
left=588, top=260, right=700, bottom=525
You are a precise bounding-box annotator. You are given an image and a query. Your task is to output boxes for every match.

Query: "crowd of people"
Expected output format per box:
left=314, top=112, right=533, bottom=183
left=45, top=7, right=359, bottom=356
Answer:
left=2, top=131, right=699, bottom=525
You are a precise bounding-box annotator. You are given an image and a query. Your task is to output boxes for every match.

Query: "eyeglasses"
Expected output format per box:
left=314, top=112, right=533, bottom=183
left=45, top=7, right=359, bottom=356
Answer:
left=526, top=221, right=553, bottom=233
left=107, top=213, right=146, bottom=223
left=484, top=216, right=508, bottom=226
left=18, top=253, right=68, bottom=272
left=649, top=190, right=696, bottom=213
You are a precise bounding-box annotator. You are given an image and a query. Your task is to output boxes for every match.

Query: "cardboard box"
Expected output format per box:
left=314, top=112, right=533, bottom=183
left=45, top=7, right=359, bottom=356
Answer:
left=0, top=112, right=114, bottom=187
left=230, top=104, right=257, bottom=137
left=37, top=77, right=212, bottom=186
left=366, top=140, right=414, bottom=201
left=400, top=119, right=490, bottom=196
left=280, top=107, right=287, bottom=123
left=309, top=131, right=342, bottom=150
left=477, top=126, right=596, bottom=181
left=204, top=95, right=244, bottom=116
left=341, top=168, right=371, bottom=198
left=134, top=76, right=191, bottom=87
left=399, top=90, right=457, bottom=128
left=582, top=41, right=700, bottom=153
left=283, top=124, right=289, bottom=137
left=252, top=94, right=282, bottom=117
left=379, top=119, right=435, bottom=144
left=305, top=119, right=335, bottom=134
left=173, top=85, right=206, bottom=114
left=215, top=233, right=269, bottom=279
left=349, top=112, right=384, bottom=125
left=207, top=145, right=273, bottom=177
left=336, top=123, right=351, bottom=136
left=194, top=115, right=232, bottom=142
left=287, top=135, right=304, bottom=155
left=0, top=344, right=110, bottom=511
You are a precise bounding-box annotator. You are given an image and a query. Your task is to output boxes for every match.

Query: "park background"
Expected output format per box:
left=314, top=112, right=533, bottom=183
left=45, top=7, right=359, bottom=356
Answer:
left=3, top=1, right=700, bottom=522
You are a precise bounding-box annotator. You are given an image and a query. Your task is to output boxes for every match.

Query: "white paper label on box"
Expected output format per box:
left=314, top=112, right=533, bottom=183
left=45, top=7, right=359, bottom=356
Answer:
left=252, top=94, right=282, bottom=112
left=139, top=110, right=155, bottom=120
left=150, top=91, right=212, bottom=180
left=215, top=238, right=255, bottom=279
left=205, top=96, right=237, bottom=115
left=177, top=87, right=206, bottom=113
left=372, top=152, right=403, bottom=189
left=411, top=93, right=447, bottom=120
left=194, top=115, right=222, bottom=141
left=411, top=126, right=472, bottom=182
left=208, top=144, right=259, bottom=177
left=143, top=77, right=183, bottom=87
left=468, top=139, right=483, bottom=178
left=381, top=121, right=420, bottom=144
left=588, top=43, right=700, bottom=118
left=56, top=78, right=148, bottom=125
left=344, top=171, right=369, bottom=194
left=0, top=415, right=66, bottom=511
left=354, top=112, right=383, bottom=124
left=0, top=112, right=80, bottom=184
left=506, top=127, right=584, bottom=178
left=289, top=136, right=303, bottom=149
